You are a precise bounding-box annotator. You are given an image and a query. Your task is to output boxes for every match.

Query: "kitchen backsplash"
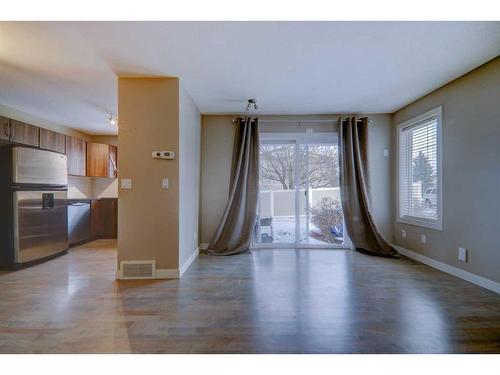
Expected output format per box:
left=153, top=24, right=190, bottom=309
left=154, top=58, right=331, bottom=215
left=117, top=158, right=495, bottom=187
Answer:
left=68, top=176, right=118, bottom=199
left=68, top=176, right=92, bottom=198
left=93, top=177, right=118, bottom=198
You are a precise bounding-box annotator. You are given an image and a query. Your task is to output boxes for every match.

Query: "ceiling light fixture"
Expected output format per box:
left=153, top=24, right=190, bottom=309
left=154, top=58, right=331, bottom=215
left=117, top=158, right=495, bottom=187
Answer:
left=246, top=98, right=258, bottom=113
left=108, top=115, right=118, bottom=127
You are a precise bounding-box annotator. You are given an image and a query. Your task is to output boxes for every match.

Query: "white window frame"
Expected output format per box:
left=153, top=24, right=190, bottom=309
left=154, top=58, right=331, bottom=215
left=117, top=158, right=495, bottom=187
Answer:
left=396, top=106, right=443, bottom=231
left=255, top=132, right=351, bottom=249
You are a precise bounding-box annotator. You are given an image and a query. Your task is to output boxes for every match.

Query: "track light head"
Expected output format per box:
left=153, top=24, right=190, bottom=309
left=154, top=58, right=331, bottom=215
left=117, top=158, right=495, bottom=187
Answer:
left=108, top=115, right=118, bottom=126
left=246, top=98, right=258, bottom=113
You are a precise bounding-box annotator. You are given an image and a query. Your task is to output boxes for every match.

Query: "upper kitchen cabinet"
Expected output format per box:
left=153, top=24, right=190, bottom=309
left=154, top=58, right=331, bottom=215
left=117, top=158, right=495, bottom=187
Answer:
left=6, top=119, right=40, bottom=147
left=0, top=116, right=10, bottom=142
left=108, top=145, right=118, bottom=178
left=66, top=136, right=86, bottom=176
left=87, top=142, right=112, bottom=178
left=40, top=128, right=66, bottom=154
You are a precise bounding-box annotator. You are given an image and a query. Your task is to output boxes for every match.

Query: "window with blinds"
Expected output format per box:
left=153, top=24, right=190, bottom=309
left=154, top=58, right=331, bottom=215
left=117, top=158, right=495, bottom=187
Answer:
left=397, top=107, right=442, bottom=230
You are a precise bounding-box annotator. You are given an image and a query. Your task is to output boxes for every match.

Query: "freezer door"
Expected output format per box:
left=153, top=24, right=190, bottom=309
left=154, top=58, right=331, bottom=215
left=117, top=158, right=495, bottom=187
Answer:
left=13, top=190, right=68, bottom=263
left=13, top=147, right=67, bottom=186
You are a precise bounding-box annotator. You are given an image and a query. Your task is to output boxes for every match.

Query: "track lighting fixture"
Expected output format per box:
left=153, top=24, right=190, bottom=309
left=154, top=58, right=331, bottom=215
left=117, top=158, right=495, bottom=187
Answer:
left=109, top=115, right=118, bottom=126
left=246, top=98, right=258, bottom=113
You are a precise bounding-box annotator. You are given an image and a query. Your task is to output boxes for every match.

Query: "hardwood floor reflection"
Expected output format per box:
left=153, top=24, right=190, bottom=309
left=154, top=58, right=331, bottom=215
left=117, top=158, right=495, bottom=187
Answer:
left=0, top=239, right=499, bottom=353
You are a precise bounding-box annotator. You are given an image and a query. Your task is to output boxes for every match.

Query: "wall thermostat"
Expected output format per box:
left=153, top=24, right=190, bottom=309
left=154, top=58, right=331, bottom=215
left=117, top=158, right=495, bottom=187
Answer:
left=152, top=151, right=175, bottom=160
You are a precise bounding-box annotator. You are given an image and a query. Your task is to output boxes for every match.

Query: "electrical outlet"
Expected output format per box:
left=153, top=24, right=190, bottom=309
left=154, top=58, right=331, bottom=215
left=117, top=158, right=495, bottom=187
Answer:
left=401, top=230, right=406, bottom=239
left=383, top=149, right=389, bottom=157
left=458, top=247, right=468, bottom=262
left=420, top=234, right=426, bottom=244
left=161, top=178, right=169, bottom=189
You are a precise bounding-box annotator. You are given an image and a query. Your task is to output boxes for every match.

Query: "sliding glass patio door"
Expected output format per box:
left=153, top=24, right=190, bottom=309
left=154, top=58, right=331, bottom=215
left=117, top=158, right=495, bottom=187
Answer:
left=255, top=135, right=349, bottom=249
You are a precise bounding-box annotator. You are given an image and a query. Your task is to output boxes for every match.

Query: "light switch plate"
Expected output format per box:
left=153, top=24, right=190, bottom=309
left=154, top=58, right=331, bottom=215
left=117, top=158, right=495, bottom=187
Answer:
left=161, top=178, right=169, bottom=189
left=401, top=230, right=406, bottom=239
left=121, top=178, right=132, bottom=189
left=458, top=247, right=468, bottom=262
left=383, top=149, right=389, bottom=157
left=420, top=234, right=426, bottom=244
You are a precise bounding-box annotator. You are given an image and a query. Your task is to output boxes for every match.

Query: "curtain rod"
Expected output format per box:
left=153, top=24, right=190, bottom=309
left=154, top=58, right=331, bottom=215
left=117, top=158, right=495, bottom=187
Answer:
left=232, top=118, right=372, bottom=125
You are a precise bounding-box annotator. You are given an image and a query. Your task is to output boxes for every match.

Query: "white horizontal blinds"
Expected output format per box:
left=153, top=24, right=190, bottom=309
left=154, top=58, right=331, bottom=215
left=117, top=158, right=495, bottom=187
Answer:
left=399, top=117, right=438, bottom=222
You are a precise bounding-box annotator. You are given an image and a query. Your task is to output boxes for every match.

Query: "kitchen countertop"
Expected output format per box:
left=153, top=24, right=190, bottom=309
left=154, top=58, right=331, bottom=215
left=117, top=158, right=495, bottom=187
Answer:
left=67, top=197, right=117, bottom=202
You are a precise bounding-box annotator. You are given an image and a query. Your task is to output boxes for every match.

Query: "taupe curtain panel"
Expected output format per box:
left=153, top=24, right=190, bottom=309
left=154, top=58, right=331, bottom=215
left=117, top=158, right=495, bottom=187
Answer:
left=207, top=117, right=260, bottom=255
left=339, top=117, right=398, bottom=257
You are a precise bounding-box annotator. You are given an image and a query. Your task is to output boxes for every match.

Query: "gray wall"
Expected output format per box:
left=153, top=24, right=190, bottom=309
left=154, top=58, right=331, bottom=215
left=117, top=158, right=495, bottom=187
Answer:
left=392, top=57, right=500, bottom=283
left=179, top=86, right=201, bottom=268
left=200, top=114, right=394, bottom=245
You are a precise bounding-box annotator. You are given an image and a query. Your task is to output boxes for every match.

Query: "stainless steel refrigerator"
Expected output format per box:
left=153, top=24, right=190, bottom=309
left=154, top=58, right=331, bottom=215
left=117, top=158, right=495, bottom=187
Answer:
left=0, top=145, right=69, bottom=269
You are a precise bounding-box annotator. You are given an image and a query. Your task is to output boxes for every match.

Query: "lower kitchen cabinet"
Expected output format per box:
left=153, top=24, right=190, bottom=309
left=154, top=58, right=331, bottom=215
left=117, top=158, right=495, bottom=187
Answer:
left=90, top=198, right=117, bottom=240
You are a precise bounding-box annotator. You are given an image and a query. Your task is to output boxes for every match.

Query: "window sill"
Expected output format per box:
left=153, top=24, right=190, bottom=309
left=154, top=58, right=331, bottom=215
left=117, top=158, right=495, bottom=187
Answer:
left=397, top=216, right=443, bottom=231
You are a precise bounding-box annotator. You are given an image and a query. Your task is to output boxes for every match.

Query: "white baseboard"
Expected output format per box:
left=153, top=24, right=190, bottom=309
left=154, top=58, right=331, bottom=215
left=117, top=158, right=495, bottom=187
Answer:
left=155, top=268, right=180, bottom=279
left=200, top=243, right=209, bottom=250
left=179, top=247, right=199, bottom=277
left=115, top=247, right=200, bottom=280
left=393, top=245, right=500, bottom=294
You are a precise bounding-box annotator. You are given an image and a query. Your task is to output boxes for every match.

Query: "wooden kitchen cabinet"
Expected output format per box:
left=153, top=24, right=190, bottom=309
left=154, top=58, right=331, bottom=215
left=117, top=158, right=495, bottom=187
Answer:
left=66, top=136, right=86, bottom=176
left=108, top=145, right=118, bottom=178
left=40, top=128, right=66, bottom=154
left=90, top=199, right=117, bottom=239
left=86, top=142, right=110, bottom=177
left=0, top=116, right=10, bottom=142
left=8, top=119, right=39, bottom=147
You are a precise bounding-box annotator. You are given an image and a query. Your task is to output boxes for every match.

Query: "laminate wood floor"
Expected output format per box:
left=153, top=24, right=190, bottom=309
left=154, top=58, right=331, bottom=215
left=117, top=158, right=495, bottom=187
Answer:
left=0, top=240, right=499, bottom=353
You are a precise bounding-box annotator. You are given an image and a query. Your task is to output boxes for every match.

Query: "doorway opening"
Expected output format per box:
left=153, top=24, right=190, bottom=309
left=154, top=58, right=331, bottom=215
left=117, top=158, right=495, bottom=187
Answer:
left=254, top=133, right=349, bottom=249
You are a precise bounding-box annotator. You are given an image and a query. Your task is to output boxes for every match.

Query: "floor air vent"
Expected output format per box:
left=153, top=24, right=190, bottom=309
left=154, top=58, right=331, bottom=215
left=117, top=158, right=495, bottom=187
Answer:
left=120, top=261, right=156, bottom=279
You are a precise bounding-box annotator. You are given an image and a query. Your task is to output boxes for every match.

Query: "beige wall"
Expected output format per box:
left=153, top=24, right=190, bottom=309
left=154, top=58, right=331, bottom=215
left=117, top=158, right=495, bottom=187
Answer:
left=178, top=86, right=201, bottom=268
left=200, top=114, right=394, bottom=244
left=392, top=57, right=500, bottom=283
left=200, top=116, right=236, bottom=244
left=118, top=77, right=180, bottom=270
left=90, top=135, right=118, bottom=146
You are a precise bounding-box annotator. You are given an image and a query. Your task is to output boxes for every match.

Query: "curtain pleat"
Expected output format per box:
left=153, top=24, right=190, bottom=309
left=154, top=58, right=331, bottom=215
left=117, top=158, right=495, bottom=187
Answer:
left=207, top=117, right=260, bottom=255
left=339, top=117, right=398, bottom=257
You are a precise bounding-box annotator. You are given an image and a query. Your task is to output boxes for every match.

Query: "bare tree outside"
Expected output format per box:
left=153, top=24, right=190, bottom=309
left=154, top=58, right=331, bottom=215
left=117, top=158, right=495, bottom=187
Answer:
left=260, top=144, right=338, bottom=189
left=308, top=197, right=344, bottom=244
left=258, top=143, right=345, bottom=245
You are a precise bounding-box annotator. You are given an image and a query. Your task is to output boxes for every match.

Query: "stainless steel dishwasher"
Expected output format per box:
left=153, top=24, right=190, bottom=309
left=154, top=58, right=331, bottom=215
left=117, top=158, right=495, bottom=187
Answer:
left=67, top=200, right=91, bottom=246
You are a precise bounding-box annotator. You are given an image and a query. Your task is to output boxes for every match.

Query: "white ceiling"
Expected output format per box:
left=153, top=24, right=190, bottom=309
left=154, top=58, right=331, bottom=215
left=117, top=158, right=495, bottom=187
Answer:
left=0, top=21, right=499, bottom=134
